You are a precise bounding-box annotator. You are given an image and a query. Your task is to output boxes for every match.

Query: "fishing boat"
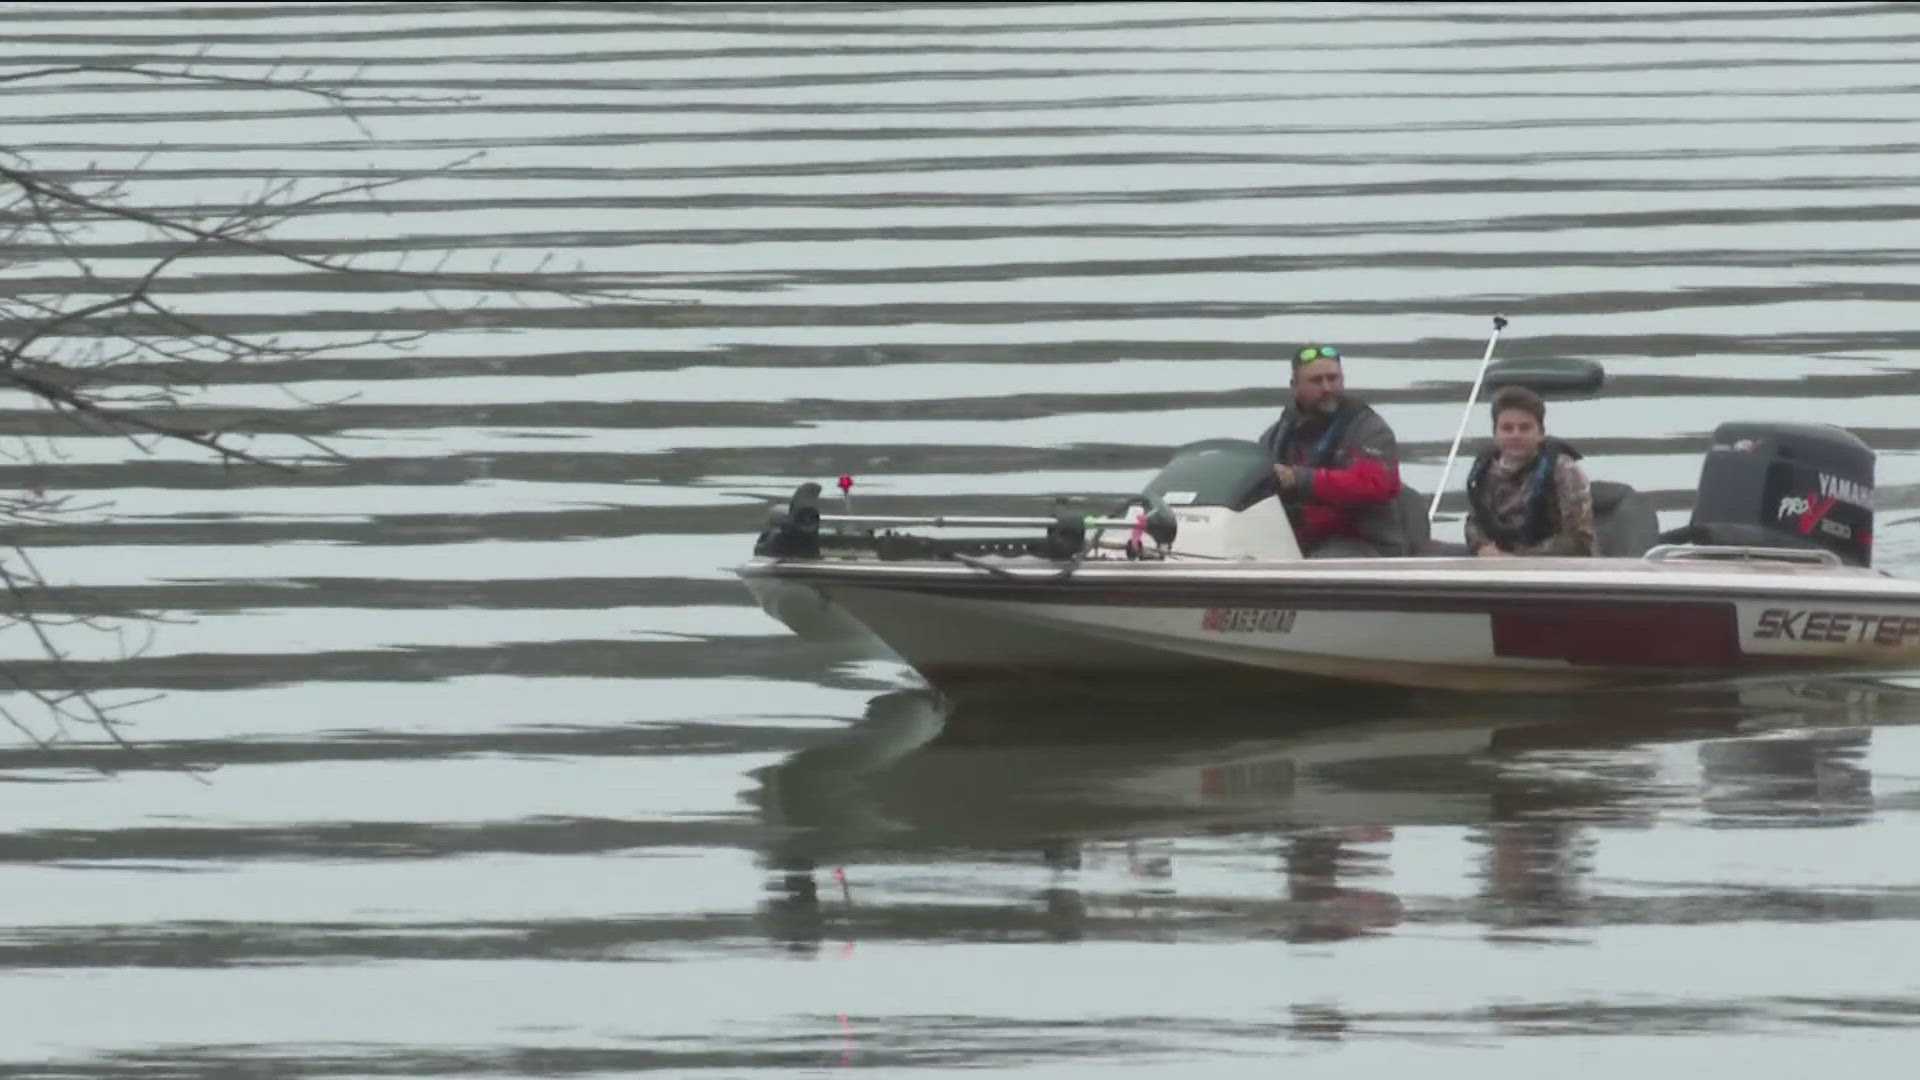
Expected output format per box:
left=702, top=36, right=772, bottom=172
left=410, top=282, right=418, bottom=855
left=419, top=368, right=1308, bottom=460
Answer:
left=738, top=322, right=1920, bottom=701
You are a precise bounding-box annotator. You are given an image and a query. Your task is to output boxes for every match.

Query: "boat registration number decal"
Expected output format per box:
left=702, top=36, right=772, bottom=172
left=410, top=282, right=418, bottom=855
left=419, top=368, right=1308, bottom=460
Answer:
left=1201, top=607, right=1297, bottom=634
left=1754, top=609, right=1920, bottom=647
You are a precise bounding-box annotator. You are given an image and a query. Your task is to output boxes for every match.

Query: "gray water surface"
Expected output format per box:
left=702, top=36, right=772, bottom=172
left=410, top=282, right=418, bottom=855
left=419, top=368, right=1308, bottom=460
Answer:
left=3, top=2, right=1920, bottom=1075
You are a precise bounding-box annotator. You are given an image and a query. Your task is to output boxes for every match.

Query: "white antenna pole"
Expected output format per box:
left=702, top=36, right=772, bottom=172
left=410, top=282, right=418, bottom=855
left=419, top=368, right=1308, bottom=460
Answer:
left=1427, top=315, right=1508, bottom=524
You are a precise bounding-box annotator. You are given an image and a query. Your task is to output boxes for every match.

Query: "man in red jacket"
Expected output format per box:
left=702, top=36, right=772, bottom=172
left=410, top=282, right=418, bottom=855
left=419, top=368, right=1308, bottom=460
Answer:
left=1256, top=344, right=1407, bottom=557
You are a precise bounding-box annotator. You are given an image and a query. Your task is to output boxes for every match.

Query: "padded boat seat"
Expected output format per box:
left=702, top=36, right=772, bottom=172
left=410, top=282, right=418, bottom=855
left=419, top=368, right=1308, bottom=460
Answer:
left=1393, top=480, right=1659, bottom=558
left=1591, top=480, right=1659, bottom=558
left=1395, top=485, right=1438, bottom=555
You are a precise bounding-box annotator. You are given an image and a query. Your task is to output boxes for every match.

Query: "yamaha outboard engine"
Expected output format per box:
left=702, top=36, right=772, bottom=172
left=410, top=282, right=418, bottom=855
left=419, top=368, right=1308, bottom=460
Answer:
left=1666, top=422, right=1874, bottom=566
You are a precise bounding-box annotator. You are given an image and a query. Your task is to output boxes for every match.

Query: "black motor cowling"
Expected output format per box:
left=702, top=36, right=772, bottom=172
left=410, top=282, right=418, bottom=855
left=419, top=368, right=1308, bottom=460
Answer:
left=1665, top=422, right=1874, bottom=566
left=754, top=482, right=823, bottom=558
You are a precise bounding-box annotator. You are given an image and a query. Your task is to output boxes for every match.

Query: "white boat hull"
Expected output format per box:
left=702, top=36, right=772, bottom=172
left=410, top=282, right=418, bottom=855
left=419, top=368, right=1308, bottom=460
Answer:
left=741, top=555, right=1920, bottom=698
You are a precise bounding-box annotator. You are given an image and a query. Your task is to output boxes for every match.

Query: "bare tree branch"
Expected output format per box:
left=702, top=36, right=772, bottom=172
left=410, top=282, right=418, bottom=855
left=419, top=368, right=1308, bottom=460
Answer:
left=0, top=58, right=647, bottom=758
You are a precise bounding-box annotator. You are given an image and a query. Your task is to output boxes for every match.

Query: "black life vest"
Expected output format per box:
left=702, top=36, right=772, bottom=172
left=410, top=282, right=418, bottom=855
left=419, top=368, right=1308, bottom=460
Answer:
left=1466, top=438, right=1582, bottom=551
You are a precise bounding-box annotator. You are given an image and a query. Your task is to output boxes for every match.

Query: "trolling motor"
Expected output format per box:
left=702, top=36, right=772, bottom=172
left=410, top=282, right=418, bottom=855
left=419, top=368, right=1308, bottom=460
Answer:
left=753, top=481, right=1178, bottom=562
left=1044, top=505, right=1089, bottom=560
left=754, top=482, right=824, bottom=558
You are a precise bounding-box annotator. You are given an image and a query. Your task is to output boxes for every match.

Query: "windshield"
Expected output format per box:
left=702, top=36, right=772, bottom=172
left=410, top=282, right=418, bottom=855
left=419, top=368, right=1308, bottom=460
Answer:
left=1142, top=440, right=1276, bottom=511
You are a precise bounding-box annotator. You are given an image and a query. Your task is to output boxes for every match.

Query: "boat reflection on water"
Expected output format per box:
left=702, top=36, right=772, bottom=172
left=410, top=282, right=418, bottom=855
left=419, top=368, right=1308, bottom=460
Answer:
left=749, top=678, right=1920, bottom=953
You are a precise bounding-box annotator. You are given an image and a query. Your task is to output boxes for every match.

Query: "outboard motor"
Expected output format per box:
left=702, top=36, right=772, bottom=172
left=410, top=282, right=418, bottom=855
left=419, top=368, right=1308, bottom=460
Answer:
left=1665, top=422, right=1874, bottom=566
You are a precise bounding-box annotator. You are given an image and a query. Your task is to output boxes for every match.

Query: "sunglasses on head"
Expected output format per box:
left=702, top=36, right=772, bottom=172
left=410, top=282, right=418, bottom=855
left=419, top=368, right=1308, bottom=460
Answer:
left=1294, top=345, right=1340, bottom=367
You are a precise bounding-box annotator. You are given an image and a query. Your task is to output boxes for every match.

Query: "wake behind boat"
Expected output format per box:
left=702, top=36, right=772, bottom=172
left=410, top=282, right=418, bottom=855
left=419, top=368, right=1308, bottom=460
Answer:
left=738, top=333, right=1920, bottom=701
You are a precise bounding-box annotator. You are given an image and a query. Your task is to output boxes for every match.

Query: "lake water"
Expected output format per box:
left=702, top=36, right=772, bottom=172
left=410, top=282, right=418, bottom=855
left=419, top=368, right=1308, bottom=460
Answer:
left=3, top=2, right=1920, bottom=1075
